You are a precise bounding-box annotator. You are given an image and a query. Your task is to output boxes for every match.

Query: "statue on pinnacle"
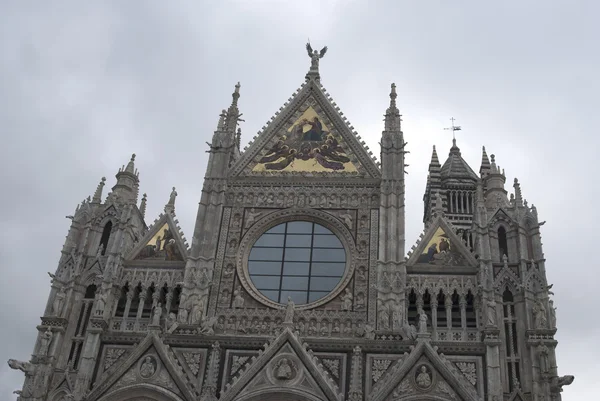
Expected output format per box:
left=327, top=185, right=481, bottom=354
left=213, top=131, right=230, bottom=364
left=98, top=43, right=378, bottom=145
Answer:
left=306, top=42, right=327, bottom=80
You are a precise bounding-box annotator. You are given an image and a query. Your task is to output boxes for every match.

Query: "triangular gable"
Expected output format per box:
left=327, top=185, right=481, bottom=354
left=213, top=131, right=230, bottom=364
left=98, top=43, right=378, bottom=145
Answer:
left=370, top=339, right=479, bottom=401
left=489, top=208, right=514, bottom=227
left=220, top=328, right=343, bottom=401
left=406, top=216, right=477, bottom=267
left=87, top=332, right=198, bottom=401
left=230, top=79, right=381, bottom=178
left=507, top=388, right=526, bottom=401
left=126, top=211, right=188, bottom=262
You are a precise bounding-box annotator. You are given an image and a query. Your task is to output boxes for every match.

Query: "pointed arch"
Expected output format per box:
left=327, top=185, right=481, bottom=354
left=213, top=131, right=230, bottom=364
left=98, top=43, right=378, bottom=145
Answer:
left=497, top=226, right=508, bottom=261
left=97, top=384, right=184, bottom=401
left=99, top=220, right=113, bottom=255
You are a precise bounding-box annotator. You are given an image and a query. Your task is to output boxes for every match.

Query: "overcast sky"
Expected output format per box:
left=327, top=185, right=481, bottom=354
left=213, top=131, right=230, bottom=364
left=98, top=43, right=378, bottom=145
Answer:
left=1, top=1, right=597, bottom=399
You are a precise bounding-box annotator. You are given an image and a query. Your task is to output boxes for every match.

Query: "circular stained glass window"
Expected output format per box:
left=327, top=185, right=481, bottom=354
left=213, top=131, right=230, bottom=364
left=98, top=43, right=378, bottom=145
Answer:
left=248, top=221, right=347, bottom=305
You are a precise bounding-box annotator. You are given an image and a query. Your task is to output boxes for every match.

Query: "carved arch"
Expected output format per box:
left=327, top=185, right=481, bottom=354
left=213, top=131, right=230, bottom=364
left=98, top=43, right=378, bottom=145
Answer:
left=236, top=388, right=325, bottom=401
left=97, top=384, right=184, bottom=401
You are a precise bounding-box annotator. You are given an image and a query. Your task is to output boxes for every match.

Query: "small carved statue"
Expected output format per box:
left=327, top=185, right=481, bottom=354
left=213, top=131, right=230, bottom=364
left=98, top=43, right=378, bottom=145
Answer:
left=284, top=297, right=295, bottom=324
left=139, top=356, right=156, bottom=378
left=416, top=365, right=432, bottom=388
left=200, top=316, right=218, bottom=335
left=168, top=187, right=177, bottom=206
left=548, top=299, right=557, bottom=328
left=418, top=311, right=428, bottom=333
left=7, top=359, right=34, bottom=374
left=486, top=297, right=497, bottom=327
left=339, top=211, right=353, bottom=229
left=363, top=323, right=375, bottom=339
left=232, top=290, right=245, bottom=308
left=95, top=290, right=108, bottom=316
left=52, top=288, right=66, bottom=317
left=38, top=329, right=53, bottom=357
left=245, top=208, right=261, bottom=229
left=533, top=300, right=548, bottom=329
left=151, top=303, right=163, bottom=326
left=166, top=312, right=178, bottom=332
left=538, top=344, right=550, bottom=374
left=378, top=301, right=390, bottom=330
left=275, top=358, right=295, bottom=380
left=341, top=288, right=353, bottom=311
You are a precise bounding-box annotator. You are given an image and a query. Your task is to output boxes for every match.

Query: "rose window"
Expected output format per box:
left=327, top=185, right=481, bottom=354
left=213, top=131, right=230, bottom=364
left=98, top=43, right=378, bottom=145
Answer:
left=248, top=221, right=346, bottom=304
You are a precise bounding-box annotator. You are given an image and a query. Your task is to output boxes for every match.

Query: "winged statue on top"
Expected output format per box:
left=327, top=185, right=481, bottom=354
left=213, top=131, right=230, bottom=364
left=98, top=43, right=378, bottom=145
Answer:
left=306, top=42, right=328, bottom=72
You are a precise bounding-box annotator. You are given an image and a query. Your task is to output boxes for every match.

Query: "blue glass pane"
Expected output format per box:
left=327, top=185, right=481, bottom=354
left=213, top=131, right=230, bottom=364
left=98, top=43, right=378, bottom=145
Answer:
left=249, top=247, right=283, bottom=261
left=310, top=277, right=340, bottom=292
left=311, top=263, right=345, bottom=277
left=312, top=248, right=345, bottom=262
left=253, top=234, right=285, bottom=247
left=314, top=224, right=333, bottom=234
left=313, top=234, right=343, bottom=249
left=283, top=262, right=310, bottom=276
left=251, top=275, right=281, bottom=290
left=282, top=276, right=309, bottom=291
left=285, top=234, right=313, bottom=248
left=287, top=221, right=313, bottom=234
left=266, top=224, right=286, bottom=234
left=284, top=248, right=311, bottom=261
left=279, top=290, right=308, bottom=304
left=308, top=291, right=330, bottom=302
left=261, top=290, right=280, bottom=302
left=248, top=261, right=282, bottom=275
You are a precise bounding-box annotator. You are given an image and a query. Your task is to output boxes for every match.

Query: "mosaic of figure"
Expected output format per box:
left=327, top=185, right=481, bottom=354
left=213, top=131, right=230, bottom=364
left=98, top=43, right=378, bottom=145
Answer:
left=253, top=106, right=357, bottom=173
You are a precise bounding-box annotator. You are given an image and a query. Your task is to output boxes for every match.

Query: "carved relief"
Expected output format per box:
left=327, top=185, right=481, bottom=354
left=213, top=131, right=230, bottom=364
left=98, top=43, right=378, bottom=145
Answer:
left=455, top=361, right=477, bottom=386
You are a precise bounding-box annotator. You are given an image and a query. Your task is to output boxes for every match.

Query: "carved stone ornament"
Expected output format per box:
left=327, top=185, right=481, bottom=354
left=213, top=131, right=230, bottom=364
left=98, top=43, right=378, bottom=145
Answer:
left=413, top=364, right=435, bottom=391
left=455, top=361, right=477, bottom=386
left=372, top=359, right=392, bottom=383
left=103, top=348, right=127, bottom=371
left=182, top=352, right=202, bottom=376
left=322, top=358, right=340, bottom=379
left=267, top=354, right=303, bottom=386
left=138, top=355, right=159, bottom=379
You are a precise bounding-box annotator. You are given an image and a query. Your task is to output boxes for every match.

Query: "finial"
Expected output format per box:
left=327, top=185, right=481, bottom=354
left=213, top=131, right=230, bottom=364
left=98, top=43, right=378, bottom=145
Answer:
left=389, top=83, right=397, bottom=106
left=139, top=193, right=147, bottom=218
left=217, top=109, right=227, bottom=131
left=124, top=154, right=136, bottom=173
left=513, top=177, right=523, bottom=206
left=231, top=82, right=241, bottom=107
left=384, top=83, right=401, bottom=131
left=480, top=146, right=491, bottom=176
left=92, top=177, right=106, bottom=203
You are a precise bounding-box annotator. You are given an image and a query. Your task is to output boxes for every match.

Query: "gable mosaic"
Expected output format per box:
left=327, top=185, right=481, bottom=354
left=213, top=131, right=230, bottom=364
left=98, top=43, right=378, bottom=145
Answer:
left=253, top=105, right=358, bottom=173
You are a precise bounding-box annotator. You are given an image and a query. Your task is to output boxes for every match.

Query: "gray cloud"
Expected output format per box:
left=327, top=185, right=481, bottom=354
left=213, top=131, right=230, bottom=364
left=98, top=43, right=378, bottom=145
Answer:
left=1, top=1, right=596, bottom=398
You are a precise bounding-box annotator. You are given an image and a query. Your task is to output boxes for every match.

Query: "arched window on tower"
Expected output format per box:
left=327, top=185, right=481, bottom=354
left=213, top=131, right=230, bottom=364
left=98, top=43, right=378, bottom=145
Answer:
left=68, top=284, right=96, bottom=369
left=498, top=226, right=508, bottom=261
left=99, top=221, right=112, bottom=255
left=503, top=288, right=521, bottom=392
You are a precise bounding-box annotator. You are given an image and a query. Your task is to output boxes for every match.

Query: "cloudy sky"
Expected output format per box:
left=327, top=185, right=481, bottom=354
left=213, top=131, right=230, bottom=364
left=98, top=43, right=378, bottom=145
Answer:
left=1, top=1, right=597, bottom=399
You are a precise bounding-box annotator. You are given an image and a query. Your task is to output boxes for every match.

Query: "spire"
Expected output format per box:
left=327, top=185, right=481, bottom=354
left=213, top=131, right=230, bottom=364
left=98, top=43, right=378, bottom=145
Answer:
left=124, top=153, right=136, bottom=174
left=428, top=145, right=441, bottom=183
left=513, top=178, right=523, bottom=207
left=384, top=83, right=402, bottom=131
left=92, top=177, right=106, bottom=203
left=109, top=153, right=140, bottom=205
left=224, top=83, right=243, bottom=132
left=139, top=193, right=147, bottom=218
left=480, top=146, right=491, bottom=176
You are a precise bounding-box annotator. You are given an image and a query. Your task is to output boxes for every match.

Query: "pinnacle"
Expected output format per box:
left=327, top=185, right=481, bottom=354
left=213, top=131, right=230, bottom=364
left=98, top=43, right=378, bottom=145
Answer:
left=384, top=83, right=401, bottom=131
left=480, top=146, right=491, bottom=175
left=429, top=145, right=440, bottom=167
left=124, top=153, right=136, bottom=174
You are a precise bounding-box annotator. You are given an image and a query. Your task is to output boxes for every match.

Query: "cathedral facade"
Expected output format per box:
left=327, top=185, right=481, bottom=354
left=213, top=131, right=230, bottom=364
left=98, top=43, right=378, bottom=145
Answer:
left=9, top=48, right=574, bottom=401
